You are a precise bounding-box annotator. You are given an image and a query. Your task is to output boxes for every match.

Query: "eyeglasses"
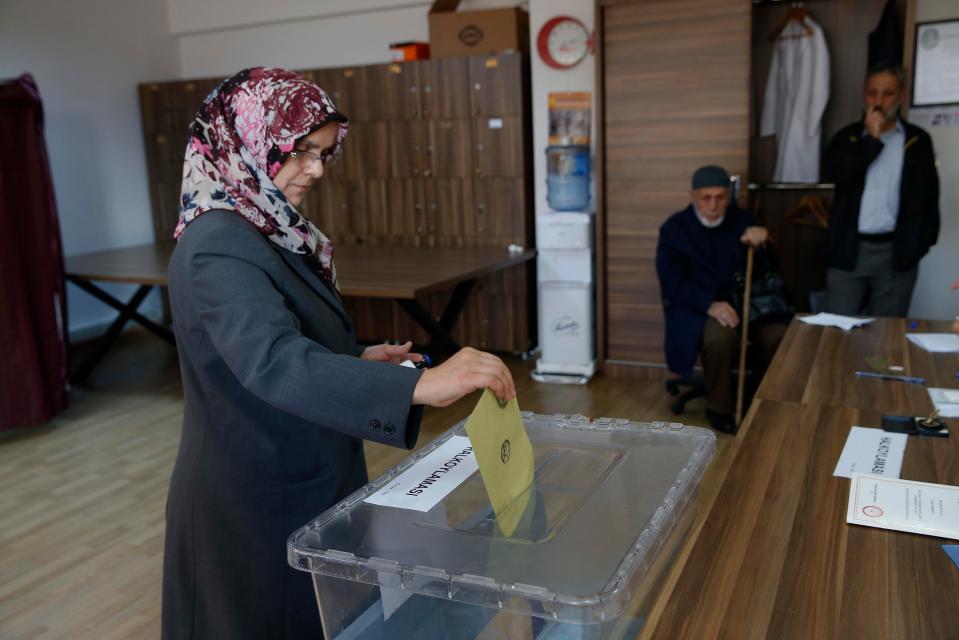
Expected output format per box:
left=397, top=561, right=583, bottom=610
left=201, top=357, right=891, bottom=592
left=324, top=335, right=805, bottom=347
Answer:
left=289, top=149, right=324, bottom=167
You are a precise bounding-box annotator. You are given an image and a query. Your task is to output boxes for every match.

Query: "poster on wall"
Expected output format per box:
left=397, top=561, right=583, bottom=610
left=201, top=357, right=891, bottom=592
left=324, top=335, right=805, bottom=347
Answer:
left=548, top=92, right=591, bottom=146
left=912, top=19, right=959, bottom=107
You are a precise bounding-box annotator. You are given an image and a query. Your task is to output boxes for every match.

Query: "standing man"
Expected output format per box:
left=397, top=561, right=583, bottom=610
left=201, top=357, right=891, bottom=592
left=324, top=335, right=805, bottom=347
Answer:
left=656, top=166, right=786, bottom=434
left=823, top=63, right=940, bottom=316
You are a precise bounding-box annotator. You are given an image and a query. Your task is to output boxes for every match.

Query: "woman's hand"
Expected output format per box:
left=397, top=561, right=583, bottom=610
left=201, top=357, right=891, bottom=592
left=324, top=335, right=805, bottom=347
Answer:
left=360, top=341, right=422, bottom=365
left=412, top=347, right=515, bottom=407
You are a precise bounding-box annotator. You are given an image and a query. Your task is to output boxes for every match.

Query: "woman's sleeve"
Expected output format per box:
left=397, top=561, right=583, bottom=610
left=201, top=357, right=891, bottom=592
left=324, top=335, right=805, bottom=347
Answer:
left=186, top=230, right=423, bottom=449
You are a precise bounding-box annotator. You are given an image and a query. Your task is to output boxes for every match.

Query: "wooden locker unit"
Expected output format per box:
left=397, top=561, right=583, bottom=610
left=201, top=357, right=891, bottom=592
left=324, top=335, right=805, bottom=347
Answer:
left=139, top=52, right=534, bottom=353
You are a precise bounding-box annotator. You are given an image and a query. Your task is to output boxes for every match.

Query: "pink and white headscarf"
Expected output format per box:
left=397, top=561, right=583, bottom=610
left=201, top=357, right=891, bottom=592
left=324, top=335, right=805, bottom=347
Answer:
left=174, top=67, right=348, bottom=286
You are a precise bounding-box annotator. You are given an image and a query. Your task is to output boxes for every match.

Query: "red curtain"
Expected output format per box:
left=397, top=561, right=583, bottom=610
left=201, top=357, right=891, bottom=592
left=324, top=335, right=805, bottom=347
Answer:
left=0, top=74, right=70, bottom=431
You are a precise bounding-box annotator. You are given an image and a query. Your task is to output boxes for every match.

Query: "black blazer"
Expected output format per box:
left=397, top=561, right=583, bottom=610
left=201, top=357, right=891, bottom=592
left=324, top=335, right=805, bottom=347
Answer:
left=162, top=210, right=423, bottom=640
left=823, top=120, right=939, bottom=272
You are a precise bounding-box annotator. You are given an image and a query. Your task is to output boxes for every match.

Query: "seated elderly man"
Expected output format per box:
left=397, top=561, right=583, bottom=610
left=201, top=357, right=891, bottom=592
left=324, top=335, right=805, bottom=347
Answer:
left=656, top=165, right=787, bottom=433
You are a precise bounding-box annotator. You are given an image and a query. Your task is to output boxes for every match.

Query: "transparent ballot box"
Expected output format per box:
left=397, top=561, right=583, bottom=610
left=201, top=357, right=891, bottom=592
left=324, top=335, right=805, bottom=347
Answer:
left=288, top=413, right=716, bottom=639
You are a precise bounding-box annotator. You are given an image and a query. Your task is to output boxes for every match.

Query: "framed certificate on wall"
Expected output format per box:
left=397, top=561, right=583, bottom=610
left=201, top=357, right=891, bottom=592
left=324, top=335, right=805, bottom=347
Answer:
left=912, top=19, right=959, bottom=107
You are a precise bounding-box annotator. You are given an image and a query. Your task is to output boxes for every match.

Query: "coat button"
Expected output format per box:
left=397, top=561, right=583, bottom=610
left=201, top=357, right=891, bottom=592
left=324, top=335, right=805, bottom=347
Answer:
left=370, top=419, right=381, bottom=431
left=384, top=423, right=396, bottom=435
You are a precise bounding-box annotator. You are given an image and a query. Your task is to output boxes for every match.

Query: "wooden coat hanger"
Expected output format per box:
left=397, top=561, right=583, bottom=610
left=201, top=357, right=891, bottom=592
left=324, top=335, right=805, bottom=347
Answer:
left=784, top=195, right=829, bottom=228
left=769, top=2, right=814, bottom=41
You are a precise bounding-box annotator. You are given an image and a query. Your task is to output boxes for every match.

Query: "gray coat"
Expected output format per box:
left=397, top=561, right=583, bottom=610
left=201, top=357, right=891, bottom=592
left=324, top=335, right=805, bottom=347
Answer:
left=161, top=210, right=423, bottom=639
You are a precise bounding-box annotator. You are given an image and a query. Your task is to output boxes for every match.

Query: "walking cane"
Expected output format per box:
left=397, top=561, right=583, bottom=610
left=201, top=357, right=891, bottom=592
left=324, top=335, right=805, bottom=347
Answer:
left=735, top=246, right=755, bottom=427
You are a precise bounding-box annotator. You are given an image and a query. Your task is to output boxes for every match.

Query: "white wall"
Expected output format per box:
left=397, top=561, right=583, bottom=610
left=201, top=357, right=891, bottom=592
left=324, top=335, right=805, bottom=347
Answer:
left=909, top=0, right=959, bottom=321
left=174, top=0, right=526, bottom=79
left=0, top=0, right=179, bottom=336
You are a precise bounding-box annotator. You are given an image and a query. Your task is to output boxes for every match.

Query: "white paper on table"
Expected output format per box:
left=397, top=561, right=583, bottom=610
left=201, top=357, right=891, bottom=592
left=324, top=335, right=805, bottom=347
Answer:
left=833, top=426, right=908, bottom=479
left=847, top=474, right=959, bottom=539
left=927, top=388, right=959, bottom=418
left=906, top=333, right=959, bottom=353
left=799, top=312, right=875, bottom=331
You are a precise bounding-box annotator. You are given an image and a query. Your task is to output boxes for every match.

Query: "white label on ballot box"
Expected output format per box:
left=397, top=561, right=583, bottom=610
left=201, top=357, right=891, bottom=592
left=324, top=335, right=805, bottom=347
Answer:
left=847, top=474, right=959, bottom=540
left=364, top=436, right=478, bottom=512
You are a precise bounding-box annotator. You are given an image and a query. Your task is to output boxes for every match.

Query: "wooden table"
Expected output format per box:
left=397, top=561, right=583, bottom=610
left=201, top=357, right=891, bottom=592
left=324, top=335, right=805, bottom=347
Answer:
left=65, top=242, right=534, bottom=382
left=642, top=317, right=959, bottom=640
left=65, top=243, right=177, bottom=383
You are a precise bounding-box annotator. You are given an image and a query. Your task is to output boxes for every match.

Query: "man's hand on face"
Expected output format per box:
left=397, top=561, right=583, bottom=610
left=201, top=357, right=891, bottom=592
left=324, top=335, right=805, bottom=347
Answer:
left=740, top=226, right=768, bottom=248
left=864, top=106, right=885, bottom=139
left=708, top=301, right=740, bottom=328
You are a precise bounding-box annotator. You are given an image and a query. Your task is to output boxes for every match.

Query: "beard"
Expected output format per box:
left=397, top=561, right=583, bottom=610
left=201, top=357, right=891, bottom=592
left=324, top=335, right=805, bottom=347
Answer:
left=879, top=100, right=901, bottom=124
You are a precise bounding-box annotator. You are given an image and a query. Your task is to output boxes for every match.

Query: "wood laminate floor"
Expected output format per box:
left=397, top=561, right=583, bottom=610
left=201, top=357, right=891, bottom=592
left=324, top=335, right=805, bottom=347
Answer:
left=0, top=332, right=723, bottom=639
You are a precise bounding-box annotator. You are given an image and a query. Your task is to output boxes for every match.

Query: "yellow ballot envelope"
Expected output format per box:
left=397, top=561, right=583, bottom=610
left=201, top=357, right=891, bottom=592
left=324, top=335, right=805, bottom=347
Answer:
left=464, top=389, right=535, bottom=537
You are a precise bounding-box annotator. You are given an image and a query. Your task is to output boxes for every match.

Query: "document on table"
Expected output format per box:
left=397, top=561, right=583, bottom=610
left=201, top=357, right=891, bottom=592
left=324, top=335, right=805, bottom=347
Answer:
left=847, top=474, right=959, bottom=540
left=928, top=388, right=959, bottom=418
left=906, top=333, right=959, bottom=353
left=465, top=389, right=534, bottom=537
left=834, top=426, right=907, bottom=479
left=799, top=313, right=875, bottom=331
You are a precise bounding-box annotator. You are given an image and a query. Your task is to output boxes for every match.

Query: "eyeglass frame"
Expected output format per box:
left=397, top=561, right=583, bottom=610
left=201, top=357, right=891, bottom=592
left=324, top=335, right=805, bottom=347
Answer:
left=288, top=149, right=330, bottom=167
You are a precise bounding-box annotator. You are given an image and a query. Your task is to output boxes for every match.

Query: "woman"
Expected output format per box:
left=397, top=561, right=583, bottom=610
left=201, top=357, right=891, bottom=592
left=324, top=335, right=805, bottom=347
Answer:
left=161, top=67, right=515, bottom=640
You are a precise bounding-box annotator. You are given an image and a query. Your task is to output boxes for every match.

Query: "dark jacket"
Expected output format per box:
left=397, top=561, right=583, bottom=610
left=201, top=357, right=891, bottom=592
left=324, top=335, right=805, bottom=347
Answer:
left=162, top=210, right=424, bottom=640
left=656, top=205, right=756, bottom=376
left=823, top=120, right=939, bottom=271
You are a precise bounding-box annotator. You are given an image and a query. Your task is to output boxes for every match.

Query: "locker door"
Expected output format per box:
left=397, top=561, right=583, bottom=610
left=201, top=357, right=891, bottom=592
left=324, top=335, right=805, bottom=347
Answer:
left=368, top=62, right=419, bottom=121
left=329, top=66, right=372, bottom=122
left=386, top=179, right=426, bottom=243
left=428, top=178, right=473, bottom=246
left=316, top=179, right=349, bottom=240
left=419, top=58, right=470, bottom=120
left=472, top=177, right=527, bottom=244
left=429, top=119, right=472, bottom=178
left=388, top=121, right=430, bottom=179
left=471, top=115, right=524, bottom=178
left=344, top=121, right=390, bottom=181
left=364, top=178, right=391, bottom=241
left=468, top=53, right=525, bottom=117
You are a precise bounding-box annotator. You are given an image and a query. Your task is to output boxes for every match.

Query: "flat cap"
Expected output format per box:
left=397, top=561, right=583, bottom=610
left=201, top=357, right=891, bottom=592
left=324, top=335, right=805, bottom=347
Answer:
left=691, top=165, right=730, bottom=190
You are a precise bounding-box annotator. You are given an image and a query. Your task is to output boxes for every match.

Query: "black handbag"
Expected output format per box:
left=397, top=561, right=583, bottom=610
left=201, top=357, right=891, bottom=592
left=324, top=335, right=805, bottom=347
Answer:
left=731, top=248, right=794, bottom=324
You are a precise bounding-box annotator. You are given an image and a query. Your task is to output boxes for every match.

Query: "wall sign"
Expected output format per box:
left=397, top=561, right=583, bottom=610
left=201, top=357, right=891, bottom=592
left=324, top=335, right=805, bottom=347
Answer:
left=912, top=19, right=959, bottom=107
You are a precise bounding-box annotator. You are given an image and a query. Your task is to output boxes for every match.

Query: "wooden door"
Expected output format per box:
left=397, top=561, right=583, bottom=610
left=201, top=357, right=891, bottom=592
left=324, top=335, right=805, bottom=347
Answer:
left=601, top=0, right=750, bottom=374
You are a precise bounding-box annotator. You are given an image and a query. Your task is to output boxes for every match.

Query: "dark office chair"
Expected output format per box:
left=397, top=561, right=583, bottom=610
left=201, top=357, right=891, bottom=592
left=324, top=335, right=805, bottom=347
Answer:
left=665, top=373, right=706, bottom=415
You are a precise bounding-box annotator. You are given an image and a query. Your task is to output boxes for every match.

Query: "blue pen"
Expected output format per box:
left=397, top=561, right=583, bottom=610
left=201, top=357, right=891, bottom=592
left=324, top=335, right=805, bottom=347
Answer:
left=855, top=370, right=925, bottom=384
left=400, top=355, right=431, bottom=370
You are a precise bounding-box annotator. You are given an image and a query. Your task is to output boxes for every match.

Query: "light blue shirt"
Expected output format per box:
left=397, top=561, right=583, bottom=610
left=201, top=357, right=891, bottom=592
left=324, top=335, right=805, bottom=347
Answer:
left=858, top=120, right=905, bottom=234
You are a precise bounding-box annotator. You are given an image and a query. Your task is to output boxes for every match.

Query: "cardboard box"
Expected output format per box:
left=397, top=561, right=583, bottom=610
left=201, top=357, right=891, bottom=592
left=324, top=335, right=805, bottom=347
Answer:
left=428, top=0, right=529, bottom=59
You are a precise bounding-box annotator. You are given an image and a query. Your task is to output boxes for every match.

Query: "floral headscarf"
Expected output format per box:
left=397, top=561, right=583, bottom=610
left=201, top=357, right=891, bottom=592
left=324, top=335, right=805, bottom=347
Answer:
left=174, top=67, right=348, bottom=286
